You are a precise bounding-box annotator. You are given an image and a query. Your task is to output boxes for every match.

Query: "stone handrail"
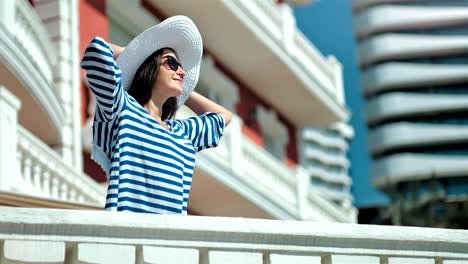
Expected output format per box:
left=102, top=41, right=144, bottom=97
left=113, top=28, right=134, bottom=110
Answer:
left=16, top=126, right=105, bottom=206
left=0, top=206, right=467, bottom=263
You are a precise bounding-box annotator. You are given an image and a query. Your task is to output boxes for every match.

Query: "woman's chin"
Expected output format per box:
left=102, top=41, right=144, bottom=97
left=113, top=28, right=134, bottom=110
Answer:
left=174, top=85, right=183, bottom=96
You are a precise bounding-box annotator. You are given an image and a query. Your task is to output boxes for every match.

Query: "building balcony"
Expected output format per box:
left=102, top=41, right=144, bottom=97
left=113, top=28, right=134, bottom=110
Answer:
left=303, top=147, right=350, bottom=169
left=1, top=206, right=467, bottom=263
left=366, top=92, right=468, bottom=125
left=310, top=184, right=353, bottom=206
left=178, top=108, right=353, bottom=222
left=302, top=129, right=349, bottom=152
left=369, top=122, right=468, bottom=156
left=144, top=0, right=349, bottom=127
left=358, top=33, right=468, bottom=66
left=361, top=62, right=468, bottom=97
left=0, top=87, right=104, bottom=209
left=307, top=166, right=352, bottom=186
left=0, top=0, right=64, bottom=145
left=354, top=5, right=468, bottom=38
left=372, top=153, right=468, bottom=188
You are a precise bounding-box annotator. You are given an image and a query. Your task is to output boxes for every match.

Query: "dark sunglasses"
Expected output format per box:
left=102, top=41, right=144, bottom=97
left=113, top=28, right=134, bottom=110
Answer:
left=162, top=56, right=183, bottom=72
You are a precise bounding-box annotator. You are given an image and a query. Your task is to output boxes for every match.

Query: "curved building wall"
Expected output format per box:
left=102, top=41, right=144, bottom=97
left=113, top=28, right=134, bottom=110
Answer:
left=353, top=0, right=468, bottom=227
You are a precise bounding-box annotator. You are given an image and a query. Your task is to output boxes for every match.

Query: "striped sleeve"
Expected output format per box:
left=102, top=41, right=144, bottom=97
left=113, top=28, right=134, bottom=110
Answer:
left=80, top=36, right=124, bottom=122
left=174, top=112, right=225, bottom=151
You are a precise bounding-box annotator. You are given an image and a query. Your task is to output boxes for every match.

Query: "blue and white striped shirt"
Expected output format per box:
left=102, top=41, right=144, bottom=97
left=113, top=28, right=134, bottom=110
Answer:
left=81, top=37, right=225, bottom=215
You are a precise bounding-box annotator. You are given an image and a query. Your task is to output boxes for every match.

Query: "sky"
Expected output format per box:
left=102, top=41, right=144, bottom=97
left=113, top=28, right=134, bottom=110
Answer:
left=294, top=0, right=389, bottom=208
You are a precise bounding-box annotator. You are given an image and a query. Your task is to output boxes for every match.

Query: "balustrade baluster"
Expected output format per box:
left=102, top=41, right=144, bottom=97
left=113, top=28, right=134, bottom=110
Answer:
left=32, top=164, right=41, bottom=195
left=69, top=188, right=77, bottom=202
left=60, top=183, right=68, bottom=201
left=23, top=156, right=33, bottom=189
left=17, top=151, right=24, bottom=179
left=42, top=170, right=50, bottom=196
left=51, top=177, right=59, bottom=199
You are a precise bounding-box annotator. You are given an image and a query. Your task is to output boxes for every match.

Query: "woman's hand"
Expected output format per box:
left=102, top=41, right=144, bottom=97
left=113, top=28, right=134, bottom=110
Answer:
left=109, top=42, right=125, bottom=60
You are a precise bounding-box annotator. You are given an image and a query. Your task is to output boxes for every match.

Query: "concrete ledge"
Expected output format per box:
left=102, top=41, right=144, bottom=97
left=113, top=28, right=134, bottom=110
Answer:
left=0, top=207, right=467, bottom=262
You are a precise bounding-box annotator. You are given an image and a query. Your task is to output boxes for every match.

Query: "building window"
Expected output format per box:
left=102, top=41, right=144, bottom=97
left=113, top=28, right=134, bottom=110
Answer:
left=196, top=55, right=239, bottom=112
left=256, top=106, right=289, bottom=160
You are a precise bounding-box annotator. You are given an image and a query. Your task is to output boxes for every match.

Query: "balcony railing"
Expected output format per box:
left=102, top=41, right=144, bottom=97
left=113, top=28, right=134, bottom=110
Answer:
left=179, top=108, right=353, bottom=222
left=16, top=126, right=105, bottom=206
left=1, top=206, right=467, bottom=263
left=0, top=86, right=105, bottom=208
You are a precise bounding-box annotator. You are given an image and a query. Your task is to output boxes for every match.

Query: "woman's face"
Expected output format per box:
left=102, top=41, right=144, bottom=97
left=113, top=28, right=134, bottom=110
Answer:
left=153, top=49, right=186, bottom=98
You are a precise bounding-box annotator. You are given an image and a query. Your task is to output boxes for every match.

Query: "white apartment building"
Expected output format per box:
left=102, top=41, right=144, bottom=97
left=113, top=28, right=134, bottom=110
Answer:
left=353, top=0, right=468, bottom=227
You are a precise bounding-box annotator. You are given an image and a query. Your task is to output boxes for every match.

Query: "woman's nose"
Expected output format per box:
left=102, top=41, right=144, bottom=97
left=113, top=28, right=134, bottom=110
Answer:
left=176, top=67, right=186, bottom=78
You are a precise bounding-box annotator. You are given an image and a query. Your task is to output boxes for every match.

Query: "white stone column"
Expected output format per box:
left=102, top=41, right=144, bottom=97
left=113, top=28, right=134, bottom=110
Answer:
left=324, top=255, right=380, bottom=264
left=295, top=166, right=310, bottom=220
left=0, top=87, right=21, bottom=192
left=229, top=115, right=244, bottom=176
left=388, top=257, right=435, bottom=264
left=69, top=243, right=135, bottom=264
left=2, top=240, right=65, bottom=263
left=208, top=251, right=262, bottom=264
left=138, top=246, right=198, bottom=264
left=270, top=253, right=321, bottom=264
left=34, top=0, right=82, bottom=170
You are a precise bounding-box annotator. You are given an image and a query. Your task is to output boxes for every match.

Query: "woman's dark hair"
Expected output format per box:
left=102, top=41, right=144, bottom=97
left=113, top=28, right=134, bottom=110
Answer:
left=127, top=48, right=178, bottom=120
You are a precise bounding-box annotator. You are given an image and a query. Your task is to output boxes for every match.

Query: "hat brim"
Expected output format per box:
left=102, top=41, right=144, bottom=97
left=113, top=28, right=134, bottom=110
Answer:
left=116, top=16, right=203, bottom=109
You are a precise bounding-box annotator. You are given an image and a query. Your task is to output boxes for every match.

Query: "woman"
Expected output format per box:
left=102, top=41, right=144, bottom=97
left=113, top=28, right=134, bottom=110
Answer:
left=81, top=16, right=232, bottom=215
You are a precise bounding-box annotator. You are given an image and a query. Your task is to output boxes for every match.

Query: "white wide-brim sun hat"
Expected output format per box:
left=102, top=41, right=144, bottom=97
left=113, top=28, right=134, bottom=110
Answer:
left=116, top=15, right=203, bottom=109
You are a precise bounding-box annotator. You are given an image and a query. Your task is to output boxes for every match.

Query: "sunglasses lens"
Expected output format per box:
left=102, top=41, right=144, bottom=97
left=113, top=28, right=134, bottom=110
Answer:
left=167, top=57, right=179, bottom=71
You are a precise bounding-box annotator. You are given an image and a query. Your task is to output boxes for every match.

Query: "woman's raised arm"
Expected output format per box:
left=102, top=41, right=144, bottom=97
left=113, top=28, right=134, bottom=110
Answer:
left=184, top=91, right=232, bottom=126
left=80, top=37, right=125, bottom=122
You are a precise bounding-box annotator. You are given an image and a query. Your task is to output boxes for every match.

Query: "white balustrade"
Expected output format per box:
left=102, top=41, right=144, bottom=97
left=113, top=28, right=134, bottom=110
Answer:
left=0, top=206, right=467, bottom=263
left=0, top=87, right=102, bottom=207
left=1, top=0, right=57, bottom=85
left=231, top=0, right=340, bottom=100
left=16, top=126, right=105, bottom=206
left=241, top=137, right=297, bottom=207
left=178, top=106, right=349, bottom=220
